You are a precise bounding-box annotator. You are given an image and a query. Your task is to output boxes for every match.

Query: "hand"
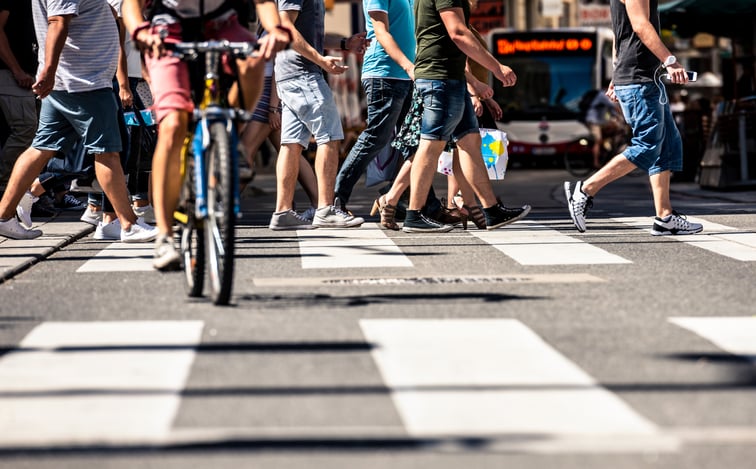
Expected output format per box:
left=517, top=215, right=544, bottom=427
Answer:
left=666, top=63, right=689, bottom=84
left=472, top=96, right=483, bottom=116
left=261, top=25, right=292, bottom=60
left=268, top=108, right=281, bottom=130
left=606, top=81, right=617, bottom=102
left=323, top=56, right=348, bottom=75
left=472, top=82, right=494, bottom=100
left=13, top=70, right=34, bottom=89
left=495, top=64, right=516, bottom=88
left=119, top=86, right=133, bottom=108
left=484, top=97, right=503, bottom=120
left=346, top=32, right=370, bottom=54
left=31, top=70, right=55, bottom=99
left=134, top=28, right=166, bottom=58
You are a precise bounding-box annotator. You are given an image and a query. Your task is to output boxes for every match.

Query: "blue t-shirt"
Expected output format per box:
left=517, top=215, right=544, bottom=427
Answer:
left=361, top=0, right=415, bottom=80
left=275, top=0, right=324, bottom=81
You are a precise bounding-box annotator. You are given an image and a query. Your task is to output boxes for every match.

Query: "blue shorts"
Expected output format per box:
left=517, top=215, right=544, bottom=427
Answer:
left=32, top=88, right=122, bottom=155
left=415, top=78, right=478, bottom=142
left=614, top=83, right=682, bottom=175
left=277, top=72, right=344, bottom=148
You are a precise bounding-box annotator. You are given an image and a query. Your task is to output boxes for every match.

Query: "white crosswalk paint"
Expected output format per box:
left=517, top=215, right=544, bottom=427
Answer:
left=297, top=222, right=413, bottom=269
left=670, top=316, right=756, bottom=360
left=77, top=242, right=154, bottom=272
left=615, top=216, right=756, bottom=261
left=360, top=319, right=666, bottom=451
left=470, top=222, right=632, bottom=265
left=0, top=321, right=204, bottom=447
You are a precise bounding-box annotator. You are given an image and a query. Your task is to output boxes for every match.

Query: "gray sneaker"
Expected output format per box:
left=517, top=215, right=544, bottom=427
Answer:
left=269, top=209, right=316, bottom=231
left=564, top=181, right=592, bottom=232
left=0, top=216, right=42, bottom=240
left=16, top=191, right=38, bottom=229
left=312, top=205, right=364, bottom=228
left=153, top=234, right=181, bottom=271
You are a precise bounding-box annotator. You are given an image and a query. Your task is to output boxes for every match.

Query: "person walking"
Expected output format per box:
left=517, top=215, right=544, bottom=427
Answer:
left=564, top=0, right=703, bottom=236
left=402, top=0, right=530, bottom=233
left=0, top=0, right=157, bottom=242
left=268, top=0, right=369, bottom=230
left=332, top=0, right=415, bottom=215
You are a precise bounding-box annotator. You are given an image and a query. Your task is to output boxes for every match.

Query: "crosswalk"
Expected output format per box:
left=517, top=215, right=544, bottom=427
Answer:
left=73, top=216, right=756, bottom=273
left=0, top=316, right=753, bottom=451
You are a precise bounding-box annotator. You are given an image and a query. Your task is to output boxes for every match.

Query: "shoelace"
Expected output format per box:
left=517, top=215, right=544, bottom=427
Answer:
left=572, top=194, right=593, bottom=215
left=333, top=206, right=353, bottom=219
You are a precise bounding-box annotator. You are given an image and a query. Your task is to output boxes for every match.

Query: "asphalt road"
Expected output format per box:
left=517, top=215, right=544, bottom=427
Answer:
left=0, top=167, right=755, bottom=469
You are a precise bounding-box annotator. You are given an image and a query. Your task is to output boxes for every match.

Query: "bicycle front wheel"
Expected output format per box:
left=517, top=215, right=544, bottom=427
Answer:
left=205, top=121, right=235, bottom=306
left=177, top=154, right=205, bottom=298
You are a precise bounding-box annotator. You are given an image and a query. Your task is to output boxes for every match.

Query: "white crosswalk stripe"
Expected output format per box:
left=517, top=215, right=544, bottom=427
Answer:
left=670, top=316, right=756, bottom=360
left=615, top=216, right=756, bottom=261
left=470, top=221, right=632, bottom=265
left=0, top=321, right=204, bottom=448
left=77, top=242, right=154, bottom=272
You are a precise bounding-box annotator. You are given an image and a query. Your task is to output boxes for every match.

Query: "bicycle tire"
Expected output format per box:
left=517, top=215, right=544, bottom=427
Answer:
left=205, top=121, right=235, bottom=305
left=177, top=155, right=205, bottom=298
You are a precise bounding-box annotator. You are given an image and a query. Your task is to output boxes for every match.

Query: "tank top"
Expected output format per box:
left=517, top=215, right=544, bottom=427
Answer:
left=610, top=0, right=661, bottom=85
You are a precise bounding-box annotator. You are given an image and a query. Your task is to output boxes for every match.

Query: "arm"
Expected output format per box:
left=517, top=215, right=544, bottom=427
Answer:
left=624, top=0, right=688, bottom=83
left=268, top=68, right=282, bottom=130
left=111, top=6, right=133, bottom=108
left=439, top=8, right=515, bottom=88
left=0, top=11, right=34, bottom=89
left=32, top=14, right=72, bottom=99
left=254, top=0, right=291, bottom=59
left=279, top=10, right=347, bottom=75
left=368, top=10, right=413, bottom=79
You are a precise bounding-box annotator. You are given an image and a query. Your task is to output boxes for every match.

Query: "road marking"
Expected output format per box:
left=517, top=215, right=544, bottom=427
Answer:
left=670, top=316, right=756, bottom=360
left=470, top=222, right=632, bottom=265
left=359, top=319, right=667, bottom=451
left=0, top=321, right=203, bottom=447
left=77, top=242, right=154, bottom=272
left=253, top=273, right=604, bottom=287
left=615, top=216, right=756, bottom=261
left=297, top=223, right=413, bottom=269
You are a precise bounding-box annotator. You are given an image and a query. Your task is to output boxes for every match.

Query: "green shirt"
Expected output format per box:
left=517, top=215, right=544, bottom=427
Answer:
left=414, top=0, right=469, bottom=80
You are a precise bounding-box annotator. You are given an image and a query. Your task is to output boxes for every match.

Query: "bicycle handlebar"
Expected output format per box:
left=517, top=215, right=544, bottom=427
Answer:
left=162, top=40, right=260, bottom=60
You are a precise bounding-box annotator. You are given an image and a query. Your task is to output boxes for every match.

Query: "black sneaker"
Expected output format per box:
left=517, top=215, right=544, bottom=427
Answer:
left=31, top=195, right=60, bottom=218
left=483, top=204, right=531, bottom=230
left=402, top=213, right=453, bottom=233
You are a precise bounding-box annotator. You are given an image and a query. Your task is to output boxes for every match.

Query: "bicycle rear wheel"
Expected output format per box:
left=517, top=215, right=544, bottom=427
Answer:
left=205, top=121, right=235, bottom=305
left=177, top=154, right=205, bottom=298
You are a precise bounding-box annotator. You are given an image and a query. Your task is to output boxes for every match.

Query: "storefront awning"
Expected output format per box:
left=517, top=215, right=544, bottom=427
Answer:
left=660, top=0, right=756, bottom=38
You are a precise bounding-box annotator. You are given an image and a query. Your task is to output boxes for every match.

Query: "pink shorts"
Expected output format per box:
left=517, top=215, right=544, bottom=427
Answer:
left=144, top=15, right=256, bottom=124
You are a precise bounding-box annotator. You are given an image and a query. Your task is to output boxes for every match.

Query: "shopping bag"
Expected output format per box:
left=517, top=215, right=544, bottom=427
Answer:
left=365, top=143, right=401, bottom=188
left=480, top=128, right=508, bottom=180
left=437, top=150, right=454, bottom=175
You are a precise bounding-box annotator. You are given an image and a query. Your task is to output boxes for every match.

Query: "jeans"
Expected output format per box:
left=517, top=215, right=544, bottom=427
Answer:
left=415, top=78, right=478, bottom=142
left=335, top=78, right=412, bottom=203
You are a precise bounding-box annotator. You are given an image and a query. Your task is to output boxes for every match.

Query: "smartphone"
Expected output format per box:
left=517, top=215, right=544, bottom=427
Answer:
left=662, top=71, right=698, bottom=82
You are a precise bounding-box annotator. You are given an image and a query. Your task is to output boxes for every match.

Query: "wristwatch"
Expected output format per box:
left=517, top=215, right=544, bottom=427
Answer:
left=663, top=55, right=677, bottom=67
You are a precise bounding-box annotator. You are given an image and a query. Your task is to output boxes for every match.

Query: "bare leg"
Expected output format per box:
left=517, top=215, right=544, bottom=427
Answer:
left=93, top=152, right=138, bottom=229
left=313, top=140, right=341, bottom=208
left=456, top=132, right=497, bottom=207
left=408, top=139, right=445, bottom=210
left=385, top=159, right=412, bottom=206
left=152, top=111, right=188, bottom=237
left=0, top=147, right=54, bottom=219
left=275, top=143, right=302, bottom=212
left=649, top=170, right=673, bottom=218
left=298, top=154, right=318, bottom=207
left=581, top=153, right=638, bottom=197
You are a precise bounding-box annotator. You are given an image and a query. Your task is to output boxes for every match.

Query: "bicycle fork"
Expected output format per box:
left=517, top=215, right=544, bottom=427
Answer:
left=191, top=116, right=241, bottom=220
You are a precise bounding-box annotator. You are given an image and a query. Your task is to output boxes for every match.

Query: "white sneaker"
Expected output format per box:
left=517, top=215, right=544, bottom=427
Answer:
left=133, top=204, right=156, bottom=224
left=16, top=191, right=39, bottom=229
left=80, top=205, right=103, bottom=226
left=0, top=216, right=42, bottom=240
left=121, top=217, right=159, bottom=243
left=153, top=234, right=182, bottom=270
left=651, top=211, right=703, bottom=236
left=312, top=205, right=364, bottom=228
left=564, top=181, right=592, bottom=233
left=94, top=218, right=122, bottom=240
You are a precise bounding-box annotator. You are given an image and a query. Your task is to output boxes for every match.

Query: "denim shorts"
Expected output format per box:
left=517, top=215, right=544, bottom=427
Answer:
left=415, top=78, right=478, bottom=142
left=613, top=82, right=682, bottom=175
left=32, top=88, right=122, bottom=155
left=277, top=72, right=344, bottom=147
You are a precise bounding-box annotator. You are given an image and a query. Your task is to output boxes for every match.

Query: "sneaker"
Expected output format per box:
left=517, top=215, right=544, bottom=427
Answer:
left=31, top=194, right=60, bottom=218
left=564, top=181, right=593, bottom=232
left=0, top=217, right=43, bottom=240
left=300, top=206, right=316, bottom=223
left=153, top=234, right=181, bottom=271
left=16, top=191, right=39, bottom=229
left=133, top=204, right=156, bottom=224
left=54, top=193, right=87, bottom=211
left=94, top=218, right=122, bottom=240
left=401, top=213, right=454, bottom=233
left=651, top=211, right=703, bottom=236
left=333, top=196, right=354, bottom=216
left=121, top=217, right=159, bottom=243
left=484, top=204, right=531, bottom=230
left=269, top=209, right=316, bottom=231
left=80, top=205, right=103, bottom=226
left=312, top=205, right=364, bottom=228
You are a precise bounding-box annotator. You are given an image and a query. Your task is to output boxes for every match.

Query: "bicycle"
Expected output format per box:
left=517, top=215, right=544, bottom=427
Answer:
left=166, top=39, right=258, bottom=306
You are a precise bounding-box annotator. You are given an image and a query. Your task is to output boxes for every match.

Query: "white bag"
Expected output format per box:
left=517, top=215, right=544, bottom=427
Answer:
left=437, top=150, right=454, bottom=175
left=480, top=128, right=508, bottom=180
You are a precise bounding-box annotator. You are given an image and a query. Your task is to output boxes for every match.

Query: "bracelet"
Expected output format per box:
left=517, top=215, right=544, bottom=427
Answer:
left=130, top=21, right=151, bottom=42
left=275, top=24, right=293, bottom=42
left=268, top=108, right=281, bottom=114
left=340, top=37, right=348, bottom=51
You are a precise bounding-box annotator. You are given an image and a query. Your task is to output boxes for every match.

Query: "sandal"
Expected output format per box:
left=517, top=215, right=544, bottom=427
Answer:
left=463, top=204, right=487, bottom=230
left=371, top=195, right=399, bottom=231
